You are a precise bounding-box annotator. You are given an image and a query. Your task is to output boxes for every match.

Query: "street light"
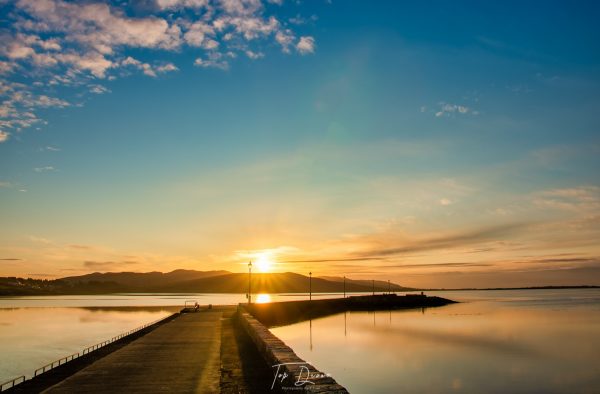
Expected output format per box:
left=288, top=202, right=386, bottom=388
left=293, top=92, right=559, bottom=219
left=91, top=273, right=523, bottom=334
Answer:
left=248, top=261, right=252, bottom=304
left=372, top=279, right=375, bottom=296
left=343, top=275, right=346, bottom=298
left=309, top=272, right=312, bottom=301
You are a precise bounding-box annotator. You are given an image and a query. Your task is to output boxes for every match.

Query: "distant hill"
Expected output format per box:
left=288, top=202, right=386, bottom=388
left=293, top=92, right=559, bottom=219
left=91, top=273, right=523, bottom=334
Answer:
left=0, top=270, right=412, bottom=295
left=156, top=272, right=415, bottom=293
left=318, top=276, right=409, bottom=291
left=61, top=269, right=230, bottom=289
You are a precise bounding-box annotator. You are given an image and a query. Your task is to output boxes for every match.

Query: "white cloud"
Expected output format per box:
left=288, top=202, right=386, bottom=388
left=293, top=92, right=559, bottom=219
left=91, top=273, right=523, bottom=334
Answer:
left=89, top=84, right=110, bottom=94
left=434, top=102, right=477, bottom=117
left=55, top=51, right=113, bottom=78
left=245, top=50, right=264, bottom=59
left=0, top=130, right=9, bottom=143
left=156, top=0, right=209, bottom=10
left=275, top=30, right=295, bottom=52
left=1, top=0, right=318, bottom=141
left=0, top=61, right=14, bottom=75
left=34, top=166, right=56, bottom=172
left=156, top=63, right=179, bottom=73
left=121, top=57, right=178, bottom=77
left=194, top=54, right=229, bottom=70
left=219, top=0, right=263, bottom=15
left=16, top=0, right=183, bottom=52
left=36, top=95, right=70, bottom=108
left=439, top=198, right=453, bottom=206
left=183, top=21, right=215, bottom=47
left=296, top=36, right=315, bottom=54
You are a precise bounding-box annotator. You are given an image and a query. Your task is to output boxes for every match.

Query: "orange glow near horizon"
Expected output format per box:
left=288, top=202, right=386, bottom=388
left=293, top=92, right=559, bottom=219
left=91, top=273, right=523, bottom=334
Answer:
left=255, top=294, right=271, bottom=303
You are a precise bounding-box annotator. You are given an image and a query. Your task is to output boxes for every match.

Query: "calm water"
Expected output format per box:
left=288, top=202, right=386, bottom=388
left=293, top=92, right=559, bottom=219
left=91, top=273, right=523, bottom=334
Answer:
left=2, top=290, right=599, bottom=392
left=271, top=289, right=600, bottom=394
left=0, top=292, right=355, bottom=383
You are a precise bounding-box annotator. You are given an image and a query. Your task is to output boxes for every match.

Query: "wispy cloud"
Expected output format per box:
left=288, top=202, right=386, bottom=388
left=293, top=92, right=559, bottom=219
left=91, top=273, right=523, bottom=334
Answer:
left=33, top=166, right=56, bottom=172
left=354, top=223, right=529, bottom=258
left=280, top=257, right=385, bottom=264
left=434, top=102, right=478, bottom=117
left=88, top=84, right=110, bottom=95
left=533, top=186, right=600, bottom=212
left=83, top=260, right=139, bottom=270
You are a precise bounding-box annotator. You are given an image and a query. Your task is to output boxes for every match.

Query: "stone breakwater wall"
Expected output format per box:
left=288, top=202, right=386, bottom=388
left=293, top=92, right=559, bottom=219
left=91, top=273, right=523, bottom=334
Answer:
left=236, top=310, right=349, bottom=393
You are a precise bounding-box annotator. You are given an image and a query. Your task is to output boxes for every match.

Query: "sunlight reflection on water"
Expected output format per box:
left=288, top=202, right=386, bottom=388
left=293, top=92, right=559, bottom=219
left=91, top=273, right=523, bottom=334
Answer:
left=255, top=293, right=272, bottom=303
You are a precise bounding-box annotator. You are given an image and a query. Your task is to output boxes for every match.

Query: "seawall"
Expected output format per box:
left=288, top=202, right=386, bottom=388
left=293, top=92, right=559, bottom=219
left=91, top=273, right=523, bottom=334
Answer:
left=237, top=309, right=349, bottom=393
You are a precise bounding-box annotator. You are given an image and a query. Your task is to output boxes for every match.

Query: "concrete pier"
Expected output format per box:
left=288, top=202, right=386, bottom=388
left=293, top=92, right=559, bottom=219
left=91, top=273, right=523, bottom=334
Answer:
left=44, top=311, right=224, bottom=393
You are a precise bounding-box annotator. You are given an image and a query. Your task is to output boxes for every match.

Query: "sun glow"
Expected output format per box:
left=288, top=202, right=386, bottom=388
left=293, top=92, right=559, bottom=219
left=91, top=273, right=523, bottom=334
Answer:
left=255, top=294, right=271, bottom=303
left=255, top=253, right=274, bottom=273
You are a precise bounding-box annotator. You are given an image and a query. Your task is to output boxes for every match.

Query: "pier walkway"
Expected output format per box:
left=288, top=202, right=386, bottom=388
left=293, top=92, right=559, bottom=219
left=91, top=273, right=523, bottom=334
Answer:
left=44, top=308, right=227, bottom=393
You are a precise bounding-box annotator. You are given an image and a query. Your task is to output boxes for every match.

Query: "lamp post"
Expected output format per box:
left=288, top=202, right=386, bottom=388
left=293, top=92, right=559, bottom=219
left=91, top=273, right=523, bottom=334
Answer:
left=388, top=280, right=391, bottom=294
left=248, top=261, right=252, bottom=304
left=309, top=272, right=312, bottom=301
left=343, top=276, right=346, bottom=298
left=372, top=279, right=375, bottom=296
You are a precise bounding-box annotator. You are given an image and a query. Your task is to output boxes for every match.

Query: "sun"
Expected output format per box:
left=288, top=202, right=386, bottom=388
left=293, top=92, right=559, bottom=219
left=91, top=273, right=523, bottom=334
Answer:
left=255, top=253, right=273, bottom=273
left=255, top=294, right=272, bottom=303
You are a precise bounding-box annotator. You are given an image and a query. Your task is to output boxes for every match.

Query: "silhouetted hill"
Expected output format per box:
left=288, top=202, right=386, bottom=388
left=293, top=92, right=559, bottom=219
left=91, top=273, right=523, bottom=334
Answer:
left=318, top=276, right=411, bottom=291
left=157, top=272, right=409, bottom=293
left=0, top=277, right=125, bottom=295
left=61, top=269, right=229, bottom=289
left=0, top=270, right=411, bottom=295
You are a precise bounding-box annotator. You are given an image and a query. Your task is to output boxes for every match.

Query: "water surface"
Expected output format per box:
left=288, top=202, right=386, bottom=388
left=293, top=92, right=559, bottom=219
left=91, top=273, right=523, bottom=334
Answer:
left=0, top=292, right=359, bottom=383
left=271, top=289, right=600, bottom=394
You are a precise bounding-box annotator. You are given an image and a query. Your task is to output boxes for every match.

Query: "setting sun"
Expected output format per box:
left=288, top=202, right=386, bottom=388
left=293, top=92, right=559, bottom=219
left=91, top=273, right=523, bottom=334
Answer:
left=255, top=294, right=271, bottom=304
left=255, top=253, right=274, bottom=273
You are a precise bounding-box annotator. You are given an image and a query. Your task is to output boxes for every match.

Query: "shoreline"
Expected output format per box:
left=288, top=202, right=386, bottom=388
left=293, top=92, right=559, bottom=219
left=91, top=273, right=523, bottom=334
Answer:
left=0, top=285, right=597, bottom=299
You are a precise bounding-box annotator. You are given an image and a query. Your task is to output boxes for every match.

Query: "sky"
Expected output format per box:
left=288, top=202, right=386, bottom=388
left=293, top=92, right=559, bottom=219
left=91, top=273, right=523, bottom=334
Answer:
left=1, top=0, right=599, bottom=288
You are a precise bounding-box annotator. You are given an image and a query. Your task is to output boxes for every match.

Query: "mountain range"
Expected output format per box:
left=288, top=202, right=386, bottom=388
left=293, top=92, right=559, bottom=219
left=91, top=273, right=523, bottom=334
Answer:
left=0, top=270, right=413, bottom=295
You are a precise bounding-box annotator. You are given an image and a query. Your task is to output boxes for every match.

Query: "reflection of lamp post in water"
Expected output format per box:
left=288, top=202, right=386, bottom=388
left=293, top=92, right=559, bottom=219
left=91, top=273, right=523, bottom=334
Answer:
left=309, top=272, right=312, bottom=301
left=309, top=318, right=313, bottom=351
left=248, top=261, right=252, bottom=304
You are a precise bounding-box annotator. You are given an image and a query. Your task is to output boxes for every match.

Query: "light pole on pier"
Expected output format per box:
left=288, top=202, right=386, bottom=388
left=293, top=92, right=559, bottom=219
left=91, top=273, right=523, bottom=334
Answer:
left=309, top=272, right=312, bottom=301
left=248, top=261, right=252, bottom=304
left=372, top=279, right=375, bottom=296
left=343, top=276, right=346, bottom=298
left=388, top=280, right=391, bottom=294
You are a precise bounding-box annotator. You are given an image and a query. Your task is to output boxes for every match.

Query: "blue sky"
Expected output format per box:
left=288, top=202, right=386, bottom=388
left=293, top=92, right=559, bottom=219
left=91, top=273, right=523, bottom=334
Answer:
left=1, top=0, right=599, bottom=287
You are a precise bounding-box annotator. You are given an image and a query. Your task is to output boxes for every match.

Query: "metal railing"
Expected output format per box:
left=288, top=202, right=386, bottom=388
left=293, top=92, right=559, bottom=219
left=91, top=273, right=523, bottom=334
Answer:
left=0, top=376, right=25, bottom=392
left=1, top=313, right=174, bottom=391
left=34, top=353, right=80, bottom=376
left=81, top=315, right=167, bottom=356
